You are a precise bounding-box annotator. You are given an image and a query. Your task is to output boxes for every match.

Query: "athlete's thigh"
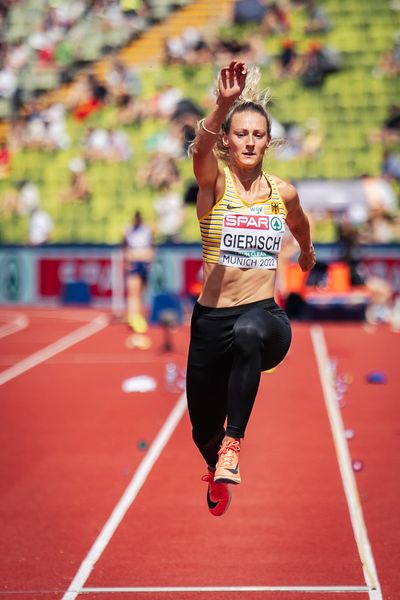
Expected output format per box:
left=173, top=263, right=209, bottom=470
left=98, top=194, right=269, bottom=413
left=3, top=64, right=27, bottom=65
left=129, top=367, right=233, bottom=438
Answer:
left=239, top=307, right=291, bottom=371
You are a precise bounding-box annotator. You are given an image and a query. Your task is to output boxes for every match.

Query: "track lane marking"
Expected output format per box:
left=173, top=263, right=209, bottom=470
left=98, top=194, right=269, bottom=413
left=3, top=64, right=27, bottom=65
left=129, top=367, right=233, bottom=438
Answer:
left=310, top=326, right=382, bottom=600
left=0, top=315, right=109, bottom=386
left=81, top=585, right=371, bottom=593
left=0, top=585, right=372, bottom=594
left=62, top=393, right=187, bottom=600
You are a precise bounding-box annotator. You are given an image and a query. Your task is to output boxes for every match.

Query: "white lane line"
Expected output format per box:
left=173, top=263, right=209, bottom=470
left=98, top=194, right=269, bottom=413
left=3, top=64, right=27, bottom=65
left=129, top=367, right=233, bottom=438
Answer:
left=62, top=393, right=187, bottom=600
left=0, top=585, right=372, bottom=595
left=0, top=354, right=157, bottom=365
left=80, top=585, right=371, bottom=594
left=0, top=315, right=109, bottom=386
left=18, top=309, right=105, bottom=322
left=0, top=313, right=29, bottom=339
left=310, top=326, right=382, bottom=600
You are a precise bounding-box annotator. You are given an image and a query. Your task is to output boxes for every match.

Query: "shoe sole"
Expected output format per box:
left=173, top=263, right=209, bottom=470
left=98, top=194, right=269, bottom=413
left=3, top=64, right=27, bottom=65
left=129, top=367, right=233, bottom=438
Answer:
left=213, top=476, right=241, bottom=485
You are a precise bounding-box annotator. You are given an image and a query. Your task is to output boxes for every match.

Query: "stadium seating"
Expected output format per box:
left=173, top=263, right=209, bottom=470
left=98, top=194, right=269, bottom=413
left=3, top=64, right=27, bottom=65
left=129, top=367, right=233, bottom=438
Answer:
left=0, top=0, right=399, bottom=244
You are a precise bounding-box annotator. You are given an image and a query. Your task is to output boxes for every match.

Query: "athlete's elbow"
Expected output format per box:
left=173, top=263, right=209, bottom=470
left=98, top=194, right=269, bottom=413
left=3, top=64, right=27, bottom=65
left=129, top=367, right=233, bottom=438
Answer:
left=192, top=142, right=212, bottom=160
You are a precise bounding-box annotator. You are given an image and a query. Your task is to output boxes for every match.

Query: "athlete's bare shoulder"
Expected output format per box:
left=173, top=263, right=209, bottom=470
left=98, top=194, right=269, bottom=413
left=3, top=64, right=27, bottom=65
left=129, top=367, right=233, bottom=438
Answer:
left=268, top=174, right=298, bottom=203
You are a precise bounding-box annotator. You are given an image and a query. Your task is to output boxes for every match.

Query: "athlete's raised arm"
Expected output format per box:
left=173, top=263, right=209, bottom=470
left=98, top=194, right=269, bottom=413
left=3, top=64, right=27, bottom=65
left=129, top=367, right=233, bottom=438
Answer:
left=191, top=61, right=248, bottom=218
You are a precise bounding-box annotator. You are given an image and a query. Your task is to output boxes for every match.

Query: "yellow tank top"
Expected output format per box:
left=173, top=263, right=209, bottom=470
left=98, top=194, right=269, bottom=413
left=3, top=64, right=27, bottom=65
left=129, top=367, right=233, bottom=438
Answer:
left=199, top=167, right=287, bottom=270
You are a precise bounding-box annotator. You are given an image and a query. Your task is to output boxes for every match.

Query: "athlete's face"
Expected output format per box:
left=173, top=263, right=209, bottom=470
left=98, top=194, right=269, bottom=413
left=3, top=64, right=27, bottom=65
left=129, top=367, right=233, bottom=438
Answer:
left=224, top=110, right=270, bottom=169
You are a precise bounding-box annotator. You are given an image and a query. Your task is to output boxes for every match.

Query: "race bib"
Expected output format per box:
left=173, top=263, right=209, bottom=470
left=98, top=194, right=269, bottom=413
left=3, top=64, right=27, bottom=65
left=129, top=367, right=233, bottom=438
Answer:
left=218, top=212, right=285, bottom=269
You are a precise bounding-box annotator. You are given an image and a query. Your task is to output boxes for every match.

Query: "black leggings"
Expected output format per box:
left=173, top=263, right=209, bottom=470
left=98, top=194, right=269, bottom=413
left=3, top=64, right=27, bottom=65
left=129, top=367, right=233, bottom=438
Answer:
left=186, top=298, right=292, bottom=469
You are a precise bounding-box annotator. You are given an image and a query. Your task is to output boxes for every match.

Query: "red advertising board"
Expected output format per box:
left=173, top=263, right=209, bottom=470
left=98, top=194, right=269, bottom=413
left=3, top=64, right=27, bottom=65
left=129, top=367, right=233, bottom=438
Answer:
left=39, top=258, right=112, bottom=298
left=184, top=258, right=203, bottom=297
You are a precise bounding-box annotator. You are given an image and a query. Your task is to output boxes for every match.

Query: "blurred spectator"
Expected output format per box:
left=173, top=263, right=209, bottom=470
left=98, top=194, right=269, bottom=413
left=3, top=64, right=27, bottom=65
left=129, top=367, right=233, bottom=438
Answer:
left=59, top=157, right=91, bottom=203
left=370, top=104, right=400, bottom=145
left=6, top=40, right=29, bottom=72
left=164, top=34, right=186, bottom=64
left=363, top=207, right=396, bottom=243
left=23, top=108, right=50, bottom=151
left=27, top=22, right=55, bottom=63
left=109, top=129, right=133, bottom=161
left=139, top=153, right=179, bottom=190
left=82, top=127, right=108, bottom=162
left=303, top=0, right=331, bottom=34
left=301, top=40, right=342, bottom=88
left=214, top=38, right=253, bottom=65
left=122, top=209, right=154, bottom=334
left=7, top=116, right=26, bottom=153
left=0, top=141, right=11, bottom=179
left=144, top=119, right=188, bottom=159
left=369, top=104, right=400, bottom=150
left=1, top=180, right=41, bottom=217
left=105, top=59, right=142, bottom=101
left=373, top=31, right=400, bottom=77
left=364, top=276, right=395, bottom=328
left=82, top=127, right=132, bottom=163
left=114, top=92, right=147, bottom=125
left=0, top=178, right=49, bottom=245
left=275, top=118, right=323, bottom=160
left=20, top=180, right=41, bottom=215
left=0, top=61, right=17, bottom=100
left=46, top=103, right=70, bottom=149
left=233, top=0, right=266, bottom=25
left=170, top=97, right=202, bottom=135
left=275, top=122, right=303, bottom=159
left=22, top=102, right=70, bottom=151
left=272, top=38, right=301, bottom=78
left=120, top=0, right=150, bottom=29
left=146, top=105, right=197, bottom=160
left=28, top=205, right=53, bottom=245
left=381, top=150, right=400, bottom=181
left=72, top=72, right=108, bottom=121
left=300, top=117, right=324, bottom=158
left=154, top=182, right=185, bottom=243
left=164, top=27, right=211, bottom=65
left=360, top=174, right=398, bottom=213
left=336, top=215, right=365, bottom=286
left=270, top=113, right=286, bottom=140
left=261, top=2, right=291, bottom=34
left=383, top=104, right=400, bottom=138
left=151, top=83, right=182, bottom=119
left=182, top=28, right=212, bottom=65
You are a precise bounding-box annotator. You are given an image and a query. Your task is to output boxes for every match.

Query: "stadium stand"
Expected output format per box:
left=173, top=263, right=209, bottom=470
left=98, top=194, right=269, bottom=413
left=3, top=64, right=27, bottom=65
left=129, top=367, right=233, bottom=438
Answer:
left=0, top=0, right=399, bottom=244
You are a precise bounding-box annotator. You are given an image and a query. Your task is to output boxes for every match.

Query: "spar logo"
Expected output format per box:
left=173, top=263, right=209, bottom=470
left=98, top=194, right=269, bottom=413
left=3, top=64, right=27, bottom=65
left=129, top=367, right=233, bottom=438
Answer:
left=224, top=214, right=270, bottom=229
left=271, top=216, right=283, bottom=231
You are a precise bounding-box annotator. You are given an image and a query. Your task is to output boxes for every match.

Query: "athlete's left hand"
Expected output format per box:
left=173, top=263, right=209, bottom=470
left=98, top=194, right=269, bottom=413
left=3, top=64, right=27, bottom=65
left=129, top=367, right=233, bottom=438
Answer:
left=298, top=246, right=317, bottom=272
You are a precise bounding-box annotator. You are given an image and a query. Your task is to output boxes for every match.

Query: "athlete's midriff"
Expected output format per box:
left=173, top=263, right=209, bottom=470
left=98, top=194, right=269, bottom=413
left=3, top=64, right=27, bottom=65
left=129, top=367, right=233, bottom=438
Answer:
left=198, top=262, right=276, bottom=308
left=125, top=247, right=153, bottom=262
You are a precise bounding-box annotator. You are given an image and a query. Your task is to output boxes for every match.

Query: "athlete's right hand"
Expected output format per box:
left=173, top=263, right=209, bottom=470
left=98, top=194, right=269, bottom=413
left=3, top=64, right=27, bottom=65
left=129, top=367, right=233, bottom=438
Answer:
left=298, top=245, right=317, bottom=272
left=218, top=61, right=248, bottom=102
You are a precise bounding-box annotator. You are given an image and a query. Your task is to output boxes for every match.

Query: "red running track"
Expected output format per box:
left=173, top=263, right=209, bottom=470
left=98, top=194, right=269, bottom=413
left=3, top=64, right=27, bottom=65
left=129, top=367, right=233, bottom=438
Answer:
left=0, top=307, right=398, bottom=600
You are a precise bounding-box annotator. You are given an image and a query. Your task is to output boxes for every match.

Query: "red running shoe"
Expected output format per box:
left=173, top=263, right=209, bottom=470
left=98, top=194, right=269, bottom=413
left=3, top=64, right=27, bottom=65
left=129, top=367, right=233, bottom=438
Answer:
left=201, top=470, right=232, bottom=516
